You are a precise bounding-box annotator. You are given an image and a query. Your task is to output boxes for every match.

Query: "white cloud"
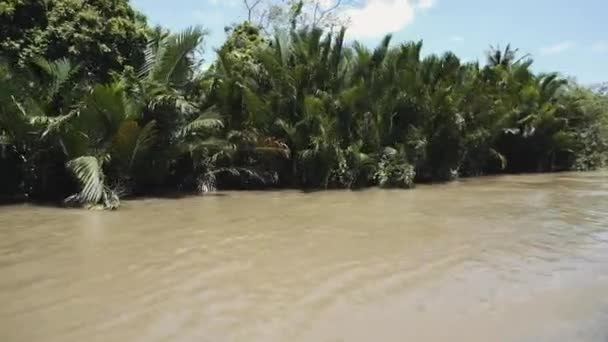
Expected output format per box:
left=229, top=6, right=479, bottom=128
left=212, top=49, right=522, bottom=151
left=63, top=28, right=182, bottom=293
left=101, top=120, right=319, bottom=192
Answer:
left=540, top=41, right=576, bottom=56
left=450, top=35, right=464, bottom=42
left=592, top=40, right=608, bottom=52
left=417, top=0, right=436, bottom=10
left=202, top=0, right=436, bottom=40
left=344, top=0, right=416, bottom=38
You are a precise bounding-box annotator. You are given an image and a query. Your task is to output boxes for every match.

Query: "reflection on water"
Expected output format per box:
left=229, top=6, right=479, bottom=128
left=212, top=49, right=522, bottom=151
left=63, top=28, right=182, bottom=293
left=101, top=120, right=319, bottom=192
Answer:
left=1, top=172, right=607, bottom=342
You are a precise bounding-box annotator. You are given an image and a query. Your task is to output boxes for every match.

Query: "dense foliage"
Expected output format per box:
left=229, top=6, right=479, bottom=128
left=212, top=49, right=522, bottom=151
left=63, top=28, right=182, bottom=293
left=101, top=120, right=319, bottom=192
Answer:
left=0, top=0, right=148, bottom=80
left=1, top=2, right=607, bottom=208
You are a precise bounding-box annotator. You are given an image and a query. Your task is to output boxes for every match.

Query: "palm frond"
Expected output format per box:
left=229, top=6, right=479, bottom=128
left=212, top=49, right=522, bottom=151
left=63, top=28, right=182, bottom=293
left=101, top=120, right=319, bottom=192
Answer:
left=181, top=109, right=224, bottom=136
left=31, top=58, right=80, bottom=101
left=41, top=109, right=78, bottom=139
left=243, top=87, right=272, bottom=126
left=150, top=26, right=207, bottom=85
left=83, top=82, right=136, bottom=135
left=66, top=156, right=106, bottom=205
left=129, top=120, right=157, bottom=169
left=148, top=91, right=197, bottom=113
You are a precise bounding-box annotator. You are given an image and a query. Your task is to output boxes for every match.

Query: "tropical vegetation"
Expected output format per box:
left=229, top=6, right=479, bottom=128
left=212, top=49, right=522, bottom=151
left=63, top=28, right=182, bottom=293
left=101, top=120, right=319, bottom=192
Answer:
left=1, top=0, right=607, bottom=209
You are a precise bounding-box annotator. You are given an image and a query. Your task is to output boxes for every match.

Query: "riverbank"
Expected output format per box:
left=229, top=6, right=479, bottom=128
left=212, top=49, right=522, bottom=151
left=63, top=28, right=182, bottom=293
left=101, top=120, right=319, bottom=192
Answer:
left=0, top=170, right=603, bottom=210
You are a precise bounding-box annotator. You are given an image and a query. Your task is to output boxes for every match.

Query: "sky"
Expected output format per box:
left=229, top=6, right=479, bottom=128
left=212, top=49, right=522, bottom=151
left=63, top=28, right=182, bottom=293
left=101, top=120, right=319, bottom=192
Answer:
left=131, top=0, right=608, bottom=84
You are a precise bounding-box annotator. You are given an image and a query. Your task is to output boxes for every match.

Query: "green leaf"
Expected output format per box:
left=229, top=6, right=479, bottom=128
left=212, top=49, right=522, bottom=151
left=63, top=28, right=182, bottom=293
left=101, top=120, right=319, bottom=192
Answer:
left=66, top=156, right=106, bottom=205
left=129, top=120, right=158, bottom=169
left=181, top=109, right=224, bottom=136
left=142, top=26, right=207, bottom=85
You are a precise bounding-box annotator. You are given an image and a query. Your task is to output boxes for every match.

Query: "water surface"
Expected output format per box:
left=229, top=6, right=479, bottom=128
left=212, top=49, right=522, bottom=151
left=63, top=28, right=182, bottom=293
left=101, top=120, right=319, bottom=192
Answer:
left=1, top=172, right=608, bottom=341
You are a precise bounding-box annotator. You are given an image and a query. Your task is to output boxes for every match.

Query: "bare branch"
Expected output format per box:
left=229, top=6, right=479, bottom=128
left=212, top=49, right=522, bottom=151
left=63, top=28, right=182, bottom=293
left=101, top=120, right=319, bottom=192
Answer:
left=240, top=0, right=348, bottom=31
left=243, top=0, right=264, bottom=21
left=313, top=0, right=344, bottom=28
left=256, top=8, right=272, bottom=34
left=312, top=2, right=320, bottom=26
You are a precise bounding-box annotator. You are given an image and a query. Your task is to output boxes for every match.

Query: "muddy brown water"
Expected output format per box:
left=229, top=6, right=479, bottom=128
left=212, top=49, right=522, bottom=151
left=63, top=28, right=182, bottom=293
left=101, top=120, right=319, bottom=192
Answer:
left=1, top=172, right=608, bottom=342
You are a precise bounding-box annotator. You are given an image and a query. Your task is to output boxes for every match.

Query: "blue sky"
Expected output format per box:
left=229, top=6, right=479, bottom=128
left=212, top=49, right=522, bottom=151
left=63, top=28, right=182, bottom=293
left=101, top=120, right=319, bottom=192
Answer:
left=131, top=0, right=608, bottom=84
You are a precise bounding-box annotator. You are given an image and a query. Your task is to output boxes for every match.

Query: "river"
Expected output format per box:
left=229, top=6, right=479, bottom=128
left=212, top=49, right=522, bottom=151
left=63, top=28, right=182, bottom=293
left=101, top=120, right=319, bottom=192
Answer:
left=1, top=172, right=607, bottom=341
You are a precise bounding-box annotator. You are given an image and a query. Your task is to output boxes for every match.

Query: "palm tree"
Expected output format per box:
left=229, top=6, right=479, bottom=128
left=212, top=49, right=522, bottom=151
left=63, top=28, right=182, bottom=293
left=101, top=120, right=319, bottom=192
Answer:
left=63, top=82, right=158, bottom=208
left=63, top=26, right=211, bottom=207
left=0, top=58, right=85, bottom=200
left=4, top=22, right=606, bottom=207
left=486, top=44, right=530, bottom=68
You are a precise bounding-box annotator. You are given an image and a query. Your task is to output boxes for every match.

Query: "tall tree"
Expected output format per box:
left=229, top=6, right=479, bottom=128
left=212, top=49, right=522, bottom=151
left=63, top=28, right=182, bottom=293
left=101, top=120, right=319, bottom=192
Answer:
left=0, top=0, right=149, bottom=81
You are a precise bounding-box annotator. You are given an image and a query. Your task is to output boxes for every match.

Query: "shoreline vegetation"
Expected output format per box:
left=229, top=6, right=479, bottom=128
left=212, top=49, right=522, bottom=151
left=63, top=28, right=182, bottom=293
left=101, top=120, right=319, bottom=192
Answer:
left=1, top=1, right=607, bottom=210
left=1, top=169, right=598, bottom=207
